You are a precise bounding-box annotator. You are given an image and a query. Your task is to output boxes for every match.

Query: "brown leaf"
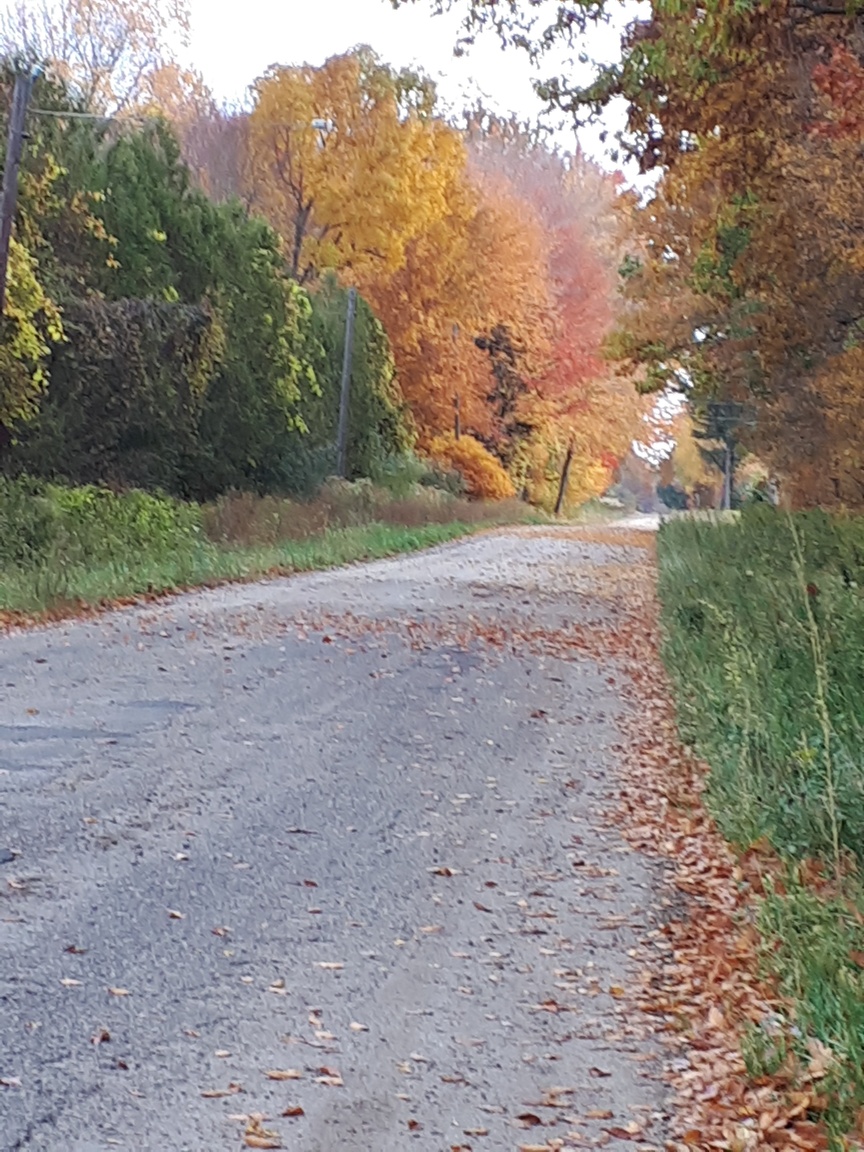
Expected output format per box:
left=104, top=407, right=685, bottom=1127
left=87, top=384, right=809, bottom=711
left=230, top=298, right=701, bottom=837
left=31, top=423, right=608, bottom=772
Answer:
left=90, top=1028, right=111, bottom=1045
left=282, top=1106, right=304, bottom=1118
left=473, top=901, right=493, bottom=913
left=407, top=1119, right=422, bottom=1131
left=514, top=1113, right=543, bottom=1128
left=428, top=866, right=459, bottom=877
left=585, top=1110, right=614, bottom=1120
left=265, top=1070, right=303, bottom=1081
left=201, top=1082, right=244, bottom=1098
left=244, top=1115, right=281, bottom=1148
left=588, top=1066, right=611, bottom=1078
left=603, top=1128, right=636, bottom=1140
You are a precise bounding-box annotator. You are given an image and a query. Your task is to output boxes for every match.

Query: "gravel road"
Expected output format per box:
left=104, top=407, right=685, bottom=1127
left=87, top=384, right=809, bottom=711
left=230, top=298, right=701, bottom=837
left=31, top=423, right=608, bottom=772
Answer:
left=0, top=527, right=667, bottom=1151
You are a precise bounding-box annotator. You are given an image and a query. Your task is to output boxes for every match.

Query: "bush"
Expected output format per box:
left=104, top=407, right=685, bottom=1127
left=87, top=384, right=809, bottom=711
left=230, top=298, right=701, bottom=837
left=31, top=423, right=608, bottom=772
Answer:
left=370, top=452, right=465, bottom=499
left=0, top=477, right=56, bottom=567
left=0, top=478, right=201, bottom=575
left=427, top=435, right=516, bottom=500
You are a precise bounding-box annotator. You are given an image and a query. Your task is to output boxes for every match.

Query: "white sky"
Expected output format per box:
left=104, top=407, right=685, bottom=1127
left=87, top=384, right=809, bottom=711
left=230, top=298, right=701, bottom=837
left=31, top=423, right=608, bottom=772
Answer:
left=185, top=0, right=638, bottom=166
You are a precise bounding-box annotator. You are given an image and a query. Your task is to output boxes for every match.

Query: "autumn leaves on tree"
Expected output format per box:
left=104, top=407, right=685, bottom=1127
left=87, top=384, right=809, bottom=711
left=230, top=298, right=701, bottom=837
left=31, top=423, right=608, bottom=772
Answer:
left=230, top=49, right=641, bottom=506
left=0, top=3, right=641, bottom=508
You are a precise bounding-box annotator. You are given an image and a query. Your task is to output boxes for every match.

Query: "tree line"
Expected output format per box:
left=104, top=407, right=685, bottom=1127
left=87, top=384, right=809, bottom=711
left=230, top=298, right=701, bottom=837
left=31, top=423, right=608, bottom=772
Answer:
left=408, top=0, right=864, bottom=508
left=0, top=0, right=642, bottom=509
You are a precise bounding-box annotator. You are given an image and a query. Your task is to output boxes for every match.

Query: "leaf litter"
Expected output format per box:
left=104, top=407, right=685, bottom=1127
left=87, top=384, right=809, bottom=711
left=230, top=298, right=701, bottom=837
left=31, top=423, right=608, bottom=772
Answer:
left=270, top=526, right=848, bottom=1150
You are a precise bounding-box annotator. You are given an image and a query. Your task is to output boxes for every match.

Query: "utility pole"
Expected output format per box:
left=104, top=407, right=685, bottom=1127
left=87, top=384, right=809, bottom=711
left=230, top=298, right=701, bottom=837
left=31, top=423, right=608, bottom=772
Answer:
left=0, top=70, right=36, bottom=320
left=554, top=438, right=575, bottom=516
left=453, top=393, right=461, bottom=440
left=335, top=286, right=357, bottom=479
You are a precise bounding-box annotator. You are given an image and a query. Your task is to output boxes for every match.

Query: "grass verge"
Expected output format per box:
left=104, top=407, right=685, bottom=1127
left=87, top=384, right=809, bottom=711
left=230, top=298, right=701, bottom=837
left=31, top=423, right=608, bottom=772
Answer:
left=657, top=506, right=864, bottom=1145
left=0, top=478, right=530, bottom=619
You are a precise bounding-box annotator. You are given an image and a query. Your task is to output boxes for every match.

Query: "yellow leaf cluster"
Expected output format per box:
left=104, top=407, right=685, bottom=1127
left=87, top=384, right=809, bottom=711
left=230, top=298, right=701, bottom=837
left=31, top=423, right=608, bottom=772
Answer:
left=428, top=434, right=516, bottom=500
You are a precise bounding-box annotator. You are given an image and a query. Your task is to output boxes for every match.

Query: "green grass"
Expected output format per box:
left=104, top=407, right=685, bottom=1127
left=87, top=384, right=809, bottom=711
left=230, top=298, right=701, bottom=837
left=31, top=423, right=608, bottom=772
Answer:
left=0, top=477, right=516, bottom=616
left=657, top=506, right=864, bottom=1142
left=0, top=521, right=475, bottom=614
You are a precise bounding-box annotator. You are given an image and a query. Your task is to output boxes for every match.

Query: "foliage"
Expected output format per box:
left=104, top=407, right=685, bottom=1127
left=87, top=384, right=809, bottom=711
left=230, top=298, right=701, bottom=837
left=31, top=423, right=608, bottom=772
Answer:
left=6, top=297, right=220, bottom=492
left=427, top=434, right=516, bottom=500
left=298, top=275, right=415, bottom=489
left=245, top=48, right=462, bottom=283
left=0, top=237, right=63, bottom=428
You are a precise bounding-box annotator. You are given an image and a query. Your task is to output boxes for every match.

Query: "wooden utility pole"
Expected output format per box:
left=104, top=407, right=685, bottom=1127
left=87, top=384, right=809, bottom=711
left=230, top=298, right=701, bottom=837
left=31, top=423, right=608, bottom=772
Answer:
left=0, top=70, right=36, bottom=320
left=554, top=438, right=575, bottom=516
left=453, top=393, right=461, bottom=440
left=335, top=286, right=357, bottom=478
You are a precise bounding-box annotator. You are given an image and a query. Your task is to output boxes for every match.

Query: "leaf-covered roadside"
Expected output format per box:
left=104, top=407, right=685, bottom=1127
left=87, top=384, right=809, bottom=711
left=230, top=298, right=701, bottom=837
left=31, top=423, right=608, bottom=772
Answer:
left=565, top=528, right=856, bottom=1152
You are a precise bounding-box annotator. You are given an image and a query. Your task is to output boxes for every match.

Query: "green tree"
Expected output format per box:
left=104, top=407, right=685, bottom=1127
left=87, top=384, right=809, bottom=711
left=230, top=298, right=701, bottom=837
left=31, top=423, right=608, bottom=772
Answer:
left=289, top=275, right=414, bottom=490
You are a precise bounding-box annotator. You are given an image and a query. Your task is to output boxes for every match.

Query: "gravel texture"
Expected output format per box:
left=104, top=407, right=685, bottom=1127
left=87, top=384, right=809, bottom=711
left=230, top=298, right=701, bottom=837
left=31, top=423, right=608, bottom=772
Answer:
left=0, top=527, right=667, bottom=1151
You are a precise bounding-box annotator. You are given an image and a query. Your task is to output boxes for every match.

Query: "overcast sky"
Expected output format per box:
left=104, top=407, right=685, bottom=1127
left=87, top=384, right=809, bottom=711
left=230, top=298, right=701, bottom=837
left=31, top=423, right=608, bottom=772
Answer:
left=185, top=0, right=638, bottom=166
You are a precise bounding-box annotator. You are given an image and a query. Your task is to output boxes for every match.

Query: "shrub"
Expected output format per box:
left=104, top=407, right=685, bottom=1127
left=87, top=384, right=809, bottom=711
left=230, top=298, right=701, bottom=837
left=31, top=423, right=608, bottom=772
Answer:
left=427, top=435, right=516, bottom=500
left=0, top=477, right=57, bottom=567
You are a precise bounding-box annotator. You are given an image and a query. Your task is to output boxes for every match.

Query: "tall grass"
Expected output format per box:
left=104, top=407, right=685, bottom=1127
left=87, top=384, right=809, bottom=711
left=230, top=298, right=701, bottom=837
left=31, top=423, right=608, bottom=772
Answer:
left=657, top=506, right=864, bottom=1140
left=0, top=477, right=529, bottom=615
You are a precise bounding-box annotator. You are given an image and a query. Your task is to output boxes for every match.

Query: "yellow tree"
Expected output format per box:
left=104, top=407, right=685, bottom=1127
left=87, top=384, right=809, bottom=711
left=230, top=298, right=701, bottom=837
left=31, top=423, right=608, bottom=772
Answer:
left=358, top=162, right=554, bottom=447
left=245, top=49, right=466, bottom=284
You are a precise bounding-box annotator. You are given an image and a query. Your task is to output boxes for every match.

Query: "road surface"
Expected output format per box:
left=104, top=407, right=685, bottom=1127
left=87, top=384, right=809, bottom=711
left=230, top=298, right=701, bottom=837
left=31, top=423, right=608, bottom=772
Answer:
left=0, top=527, right=667, bottom=1151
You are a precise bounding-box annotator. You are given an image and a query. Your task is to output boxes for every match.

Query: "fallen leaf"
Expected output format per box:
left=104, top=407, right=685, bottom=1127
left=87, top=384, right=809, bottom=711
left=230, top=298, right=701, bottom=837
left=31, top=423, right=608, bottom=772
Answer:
left=603, top=1128, right=637, bottom=1141
left=0, top=1077, right=22, bottom=1088
left=60, top=978, right=82, bottom=988
left=167, top=909, right=185, bottom=920
left=107, top=987, right=130, bottom=997
left=465, top=1128, right=489, bottom=1136
left=408, top=1119, right=422, bottom=1131
left=314, top=1073, right=344, bottom=1086
left=64, top=945, right=87, bottom=955
left=265, top=1070, right=303, bottom=1081
left=90, top=1028, right=111, bottom=1045
left=428, top=866, right=459, bottom=877
left=807, top=1038, right=836, bottom=1081
left=419, top=925, right=443, bottom=934
left=588, top=1066, right=611, bottom=1078
left=314, top=962, right=344, bottom=970
left=349, top=1021, right=368, bottom=1032
left=244, top=1113, right=282, bottom=1149
left=201, top=1082, right=244, bottom=1098
left=282, top=1106, right=304, bottom=1118
left=608, top=985, right=627, bottom=999
left=585, top=1110, right=613, bottom=1120
left=211, top=926, right=230, bottom=937
left=473, top=902, right=494, bottom=913
left=515, top=1113, right=543, bottom=1128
